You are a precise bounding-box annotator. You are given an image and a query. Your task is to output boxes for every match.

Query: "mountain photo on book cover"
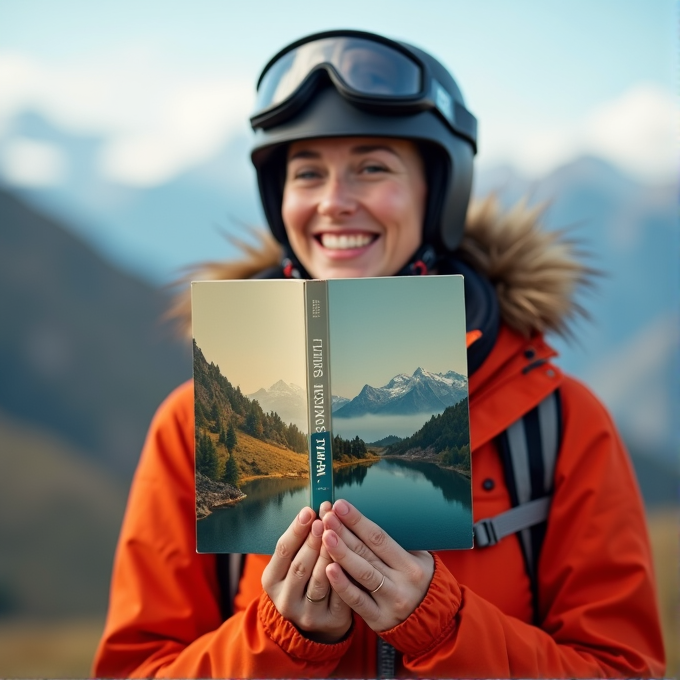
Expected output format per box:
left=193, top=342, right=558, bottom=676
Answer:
left=191, top=276, right=473, bottom=554
left=192, top=281, right=312, bottom=554
left=325, top=277, right=471, bottom=551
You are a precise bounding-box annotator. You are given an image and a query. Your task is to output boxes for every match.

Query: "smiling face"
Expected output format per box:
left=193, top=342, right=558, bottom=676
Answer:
left=281, top=137, right=427, bottom=279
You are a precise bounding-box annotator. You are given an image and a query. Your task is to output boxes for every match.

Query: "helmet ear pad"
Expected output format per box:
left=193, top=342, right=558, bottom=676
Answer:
left=256, top=145, right=289, bottom=245
left=440, top=134, right=474, bottom=251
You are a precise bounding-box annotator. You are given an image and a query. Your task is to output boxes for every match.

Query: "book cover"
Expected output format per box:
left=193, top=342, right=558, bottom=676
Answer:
left=192, top=276, right=472, bottom=554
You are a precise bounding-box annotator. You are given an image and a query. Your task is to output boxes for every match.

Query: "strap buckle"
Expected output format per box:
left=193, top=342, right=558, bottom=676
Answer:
left=474, top=518, right=499, bottom=547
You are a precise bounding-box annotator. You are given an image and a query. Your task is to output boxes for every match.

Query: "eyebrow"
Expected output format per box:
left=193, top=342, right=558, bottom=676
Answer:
left=288, top=144, right=401, bottom=162
left=350, top=144, right=400, bottom=157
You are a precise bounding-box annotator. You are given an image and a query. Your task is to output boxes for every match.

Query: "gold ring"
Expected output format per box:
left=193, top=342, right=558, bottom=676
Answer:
left=305, top=588, right=329, bottom=603
left=370, top=574, right=385, bottom=594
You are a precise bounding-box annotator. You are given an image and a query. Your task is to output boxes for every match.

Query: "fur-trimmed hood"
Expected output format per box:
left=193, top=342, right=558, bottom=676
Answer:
left=169, top=195, right=591, bottom=338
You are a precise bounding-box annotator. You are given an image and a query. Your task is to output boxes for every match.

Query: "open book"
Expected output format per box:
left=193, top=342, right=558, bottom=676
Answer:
left=192, top=275, right=472, bottom=554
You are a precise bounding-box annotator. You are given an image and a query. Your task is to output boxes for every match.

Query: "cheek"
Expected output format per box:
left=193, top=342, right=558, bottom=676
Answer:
left=377, top=185, right=425, bottom=243
left=281, top=190, right=309, bottom=243
left=280, top=190, right=297, bottom=231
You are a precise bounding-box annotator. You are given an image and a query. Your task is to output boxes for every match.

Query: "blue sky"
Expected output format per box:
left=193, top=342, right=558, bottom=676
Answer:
left=0, top=0, right=676, bottom=186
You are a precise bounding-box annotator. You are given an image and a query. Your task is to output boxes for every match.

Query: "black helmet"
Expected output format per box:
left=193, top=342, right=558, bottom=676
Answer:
left=250, top=29, right=478, bottom=258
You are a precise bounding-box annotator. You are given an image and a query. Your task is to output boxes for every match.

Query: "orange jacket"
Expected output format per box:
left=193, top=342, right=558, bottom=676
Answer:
left=93, top=325, right=665, bottom=678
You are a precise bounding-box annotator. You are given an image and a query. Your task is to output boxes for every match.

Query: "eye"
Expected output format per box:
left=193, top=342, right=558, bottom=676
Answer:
left=360, top=163, right=388, bottom=175
left=296, top=169, right=320, bottom=179
left=289, top=166, right=322, bottom=181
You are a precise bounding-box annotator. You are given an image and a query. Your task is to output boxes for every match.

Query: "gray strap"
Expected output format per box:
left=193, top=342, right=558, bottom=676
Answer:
left=474, top=496, right=551, bottom=548
left=505, top=417, right=532, bottom=505
left=538, top=393, right=559, bottom=492
left=504, top=417, right=535, bottom=568
left=228, top=553, right=244, bottom=606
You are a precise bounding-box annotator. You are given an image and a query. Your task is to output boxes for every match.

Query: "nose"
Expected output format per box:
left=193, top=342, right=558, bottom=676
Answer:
left=317, top=176, right=357, bottom=219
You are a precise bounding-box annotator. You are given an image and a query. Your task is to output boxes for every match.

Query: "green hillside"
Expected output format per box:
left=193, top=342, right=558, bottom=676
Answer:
left=388, top=398, right=471, bottom=472
left=193, top=340, right=310, bottom=490
left=193, top=340, right=308, bottom=455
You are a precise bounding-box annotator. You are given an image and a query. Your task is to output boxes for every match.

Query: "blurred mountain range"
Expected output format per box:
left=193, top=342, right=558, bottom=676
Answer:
left=0, top=110, right=677, bottom=619
left=475, top=157, right=678, bottom=464
left=2, top=110, right=676, bottom=462
left=0, top=190, right=191, bottom=618
left=0, top=110, right=262, bottom=283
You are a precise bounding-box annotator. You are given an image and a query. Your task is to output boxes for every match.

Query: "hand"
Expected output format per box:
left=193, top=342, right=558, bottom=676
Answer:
left=261, top=503, right=352, bottom=643
left=322, top=499, right=434, bottom=633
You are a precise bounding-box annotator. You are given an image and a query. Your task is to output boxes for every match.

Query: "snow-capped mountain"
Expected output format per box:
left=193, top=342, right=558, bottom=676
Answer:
left=331, top=395, right=350, bottom=412
left=247, top=380, right=307, bottom=430
left=333, top=368, right=467, bottom=418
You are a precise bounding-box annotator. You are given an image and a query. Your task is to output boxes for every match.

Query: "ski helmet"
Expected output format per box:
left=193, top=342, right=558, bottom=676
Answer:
left=250, top=29, right=477, bottom=256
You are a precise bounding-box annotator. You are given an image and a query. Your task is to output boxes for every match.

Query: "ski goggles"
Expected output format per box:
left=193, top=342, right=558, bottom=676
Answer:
left=250, top=30, right=477, bottom=147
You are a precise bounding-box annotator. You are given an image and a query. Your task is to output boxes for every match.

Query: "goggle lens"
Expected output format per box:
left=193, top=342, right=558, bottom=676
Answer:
left=256, top=37, right=422, bottom=112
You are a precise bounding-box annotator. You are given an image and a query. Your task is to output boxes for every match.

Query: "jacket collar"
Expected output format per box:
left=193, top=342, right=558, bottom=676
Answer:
left=468, top=326, right=563, bottom=450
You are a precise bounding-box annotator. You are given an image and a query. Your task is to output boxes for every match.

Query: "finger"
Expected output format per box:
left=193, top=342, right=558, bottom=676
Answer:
left=309, top=524, right=353, bottom=619
left=317, top=502, right=334, bottom=563
left=318, top=500, right=332, bottom=520
left=263, top=507, right=315, bottom=585
left=323, top=529, right=390, bottom=596
left=302, top=520, right=332, bottom=603
left=282, top=517, right=332, bottom=605
left=322, top=510, right=382, bottom=567
left=332, top=499, right=408, bottom=571
left=326, top=561, right=381, bottom=625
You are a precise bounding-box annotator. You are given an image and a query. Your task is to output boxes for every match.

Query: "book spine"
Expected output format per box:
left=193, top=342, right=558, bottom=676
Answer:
left=305, top=280, right=333, bottom=513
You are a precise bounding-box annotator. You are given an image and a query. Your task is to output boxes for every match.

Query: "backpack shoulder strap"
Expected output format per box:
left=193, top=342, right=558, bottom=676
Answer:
left=216, top=553, right=245, bottom=619
left=473, top=389, right=562, bottom=618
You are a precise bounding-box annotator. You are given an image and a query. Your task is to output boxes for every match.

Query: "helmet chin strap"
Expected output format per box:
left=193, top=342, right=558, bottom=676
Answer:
left=281, top=247, right=311, bottom=279
left=394, top=243, right=438, bottom=276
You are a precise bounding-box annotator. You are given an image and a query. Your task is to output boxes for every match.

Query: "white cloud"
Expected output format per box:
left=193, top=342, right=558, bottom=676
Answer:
left=1, top=47, right=675, bottom=187
left=478, top=83, right=677, bottom=183
left=99, top=80, right=254, bottom=185
left=0, top=138, right=67, bottom=186
left=583, top=85, right=677, bottom=182
left=0, top=48, right=255, bottom=187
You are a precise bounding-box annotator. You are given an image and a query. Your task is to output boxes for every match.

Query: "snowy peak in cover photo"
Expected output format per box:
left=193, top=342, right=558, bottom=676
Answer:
left=333, top=368, right=467, bottom=418
left=247, top=380, right=306, bottom=429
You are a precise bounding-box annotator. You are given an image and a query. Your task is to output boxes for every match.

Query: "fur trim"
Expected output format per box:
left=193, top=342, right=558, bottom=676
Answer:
left=169, top=195, right=593, bottom=338
left=459, top=195, right=593, bottom=338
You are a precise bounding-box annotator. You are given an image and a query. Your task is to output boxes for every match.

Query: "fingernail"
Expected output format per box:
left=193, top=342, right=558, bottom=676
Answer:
left=324, top=531, right=338, bottom=548
left=312, top=520, right=323, bottom=537
left=299, top=507, right=312, bottom=525
left=334, top=499, right=349, bottom=516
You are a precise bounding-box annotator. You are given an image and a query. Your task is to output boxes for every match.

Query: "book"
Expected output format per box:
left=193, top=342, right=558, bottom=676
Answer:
left=191, top=275, right=472, bottom=554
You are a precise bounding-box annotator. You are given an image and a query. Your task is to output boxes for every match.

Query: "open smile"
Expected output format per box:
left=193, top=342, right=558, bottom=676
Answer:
left=315, top=232, right=379, bottom=251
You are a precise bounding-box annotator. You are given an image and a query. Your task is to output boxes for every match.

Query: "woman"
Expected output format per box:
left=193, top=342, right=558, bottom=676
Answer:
left=93, top=30, right=665, bottom=677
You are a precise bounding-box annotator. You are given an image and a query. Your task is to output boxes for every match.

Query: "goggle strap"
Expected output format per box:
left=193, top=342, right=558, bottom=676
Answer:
left=454, top=103, right=478, bottom=150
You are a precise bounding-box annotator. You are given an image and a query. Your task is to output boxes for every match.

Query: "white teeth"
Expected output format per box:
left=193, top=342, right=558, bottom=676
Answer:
left=320, top=233, right=374, bottom=250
